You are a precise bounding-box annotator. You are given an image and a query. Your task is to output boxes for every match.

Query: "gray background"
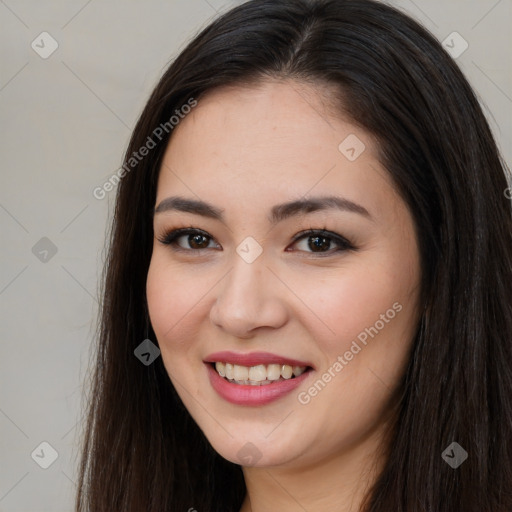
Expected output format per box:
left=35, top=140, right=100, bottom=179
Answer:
left=1, top=1, right=510, bottom=510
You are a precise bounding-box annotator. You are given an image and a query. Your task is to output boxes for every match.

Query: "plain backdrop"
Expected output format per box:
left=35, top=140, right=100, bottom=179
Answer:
left=1, top=1, right=511, bottom=510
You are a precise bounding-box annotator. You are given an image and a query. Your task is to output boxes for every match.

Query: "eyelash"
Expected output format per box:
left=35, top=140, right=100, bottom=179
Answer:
left=156, top=226, right=356, bottom=257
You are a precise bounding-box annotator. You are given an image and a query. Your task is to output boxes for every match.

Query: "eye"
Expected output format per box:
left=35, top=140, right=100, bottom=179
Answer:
left=157, top=227, right=355, bottom=256
left=157, top=228, right=220, bottom=252
left=288, top=229, right=355, bottom=256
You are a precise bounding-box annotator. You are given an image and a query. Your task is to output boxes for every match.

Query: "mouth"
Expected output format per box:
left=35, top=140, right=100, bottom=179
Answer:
left=203, top=351, right=314, bottom=406
left=209, top=361, right=312, bottom=386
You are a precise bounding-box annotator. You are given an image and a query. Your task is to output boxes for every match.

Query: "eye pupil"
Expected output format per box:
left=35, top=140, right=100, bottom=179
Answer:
left=309, top=236, right=330, bottom=252
left=189, top=234, right=209, bottom=249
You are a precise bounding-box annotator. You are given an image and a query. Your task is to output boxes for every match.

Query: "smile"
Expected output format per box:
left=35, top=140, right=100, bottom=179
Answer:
left=204, top=351, right=314, bottom=406
left=214, top=362, right=307, bottom=385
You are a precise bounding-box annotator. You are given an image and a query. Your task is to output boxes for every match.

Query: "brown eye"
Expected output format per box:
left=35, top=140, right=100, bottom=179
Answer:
left=307, top=235, right=332, bottom=252
left=158, top=228, right=220, bottom=252
left=289, top=229, right=355, bottom=255
left=186, top=233, right=210, bottom=249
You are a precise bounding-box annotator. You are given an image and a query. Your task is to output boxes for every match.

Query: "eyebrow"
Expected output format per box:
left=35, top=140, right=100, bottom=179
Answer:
left=154, top=195, right=371, bottom=223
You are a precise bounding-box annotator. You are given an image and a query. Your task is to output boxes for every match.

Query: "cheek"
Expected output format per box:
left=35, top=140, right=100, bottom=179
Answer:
left=291, top=264, right=415, bottom=347
left=146, top=257, right=213, bottom=402
left=287, top=253, right=420, bottom=405
left=146, top=257, right=205, bottom=352
left=294, top=270, right=416, bottom=446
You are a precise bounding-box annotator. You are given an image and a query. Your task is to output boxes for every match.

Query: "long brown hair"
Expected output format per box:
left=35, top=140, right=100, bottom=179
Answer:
left=76, top=0, right=512, bottom=510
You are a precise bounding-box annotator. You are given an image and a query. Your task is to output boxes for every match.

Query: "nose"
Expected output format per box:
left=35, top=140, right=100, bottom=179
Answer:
left=209, top=256, right=289, bottom=338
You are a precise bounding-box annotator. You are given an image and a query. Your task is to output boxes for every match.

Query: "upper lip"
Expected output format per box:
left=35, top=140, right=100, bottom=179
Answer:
left=204, top=351, right=314, bottom=369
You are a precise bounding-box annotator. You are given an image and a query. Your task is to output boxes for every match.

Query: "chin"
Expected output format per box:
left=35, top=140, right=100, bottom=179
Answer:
left=202, top=429, right=303, bottom=468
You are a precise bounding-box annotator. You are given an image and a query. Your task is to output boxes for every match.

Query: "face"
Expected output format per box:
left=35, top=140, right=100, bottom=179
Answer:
left=146, top=80, right=421, bottom=470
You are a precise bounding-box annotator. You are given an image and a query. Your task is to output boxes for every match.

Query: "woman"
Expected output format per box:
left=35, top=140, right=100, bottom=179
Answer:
left=76, top=0, right=512, bottom=510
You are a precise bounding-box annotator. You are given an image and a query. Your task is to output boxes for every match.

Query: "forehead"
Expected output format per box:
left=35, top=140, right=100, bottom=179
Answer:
left=164, top=79, right=367, bottom=168
left=156, top=80, right=394, bottom=218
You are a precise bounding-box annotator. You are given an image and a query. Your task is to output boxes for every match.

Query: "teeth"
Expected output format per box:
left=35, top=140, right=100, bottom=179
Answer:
left=293, top=366, right=306, bottom=377
left=214, top=361, right=308, bottom=384
left=216, top=362, right=226, bottom=377
left=281, top=364, right=293, bottom=379
left=234, top=364, right=249, bottom=381
left=248, top=365, right=267, bottom=382
left=267, top=364, right=281, bottom=381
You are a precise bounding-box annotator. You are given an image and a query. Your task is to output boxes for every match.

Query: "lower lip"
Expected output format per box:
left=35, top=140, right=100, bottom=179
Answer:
left=206, top=363, right=312, bottom=406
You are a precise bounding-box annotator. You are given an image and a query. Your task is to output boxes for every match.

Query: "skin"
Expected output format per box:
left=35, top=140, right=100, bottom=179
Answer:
left=146, top=79, right=421, bottom=512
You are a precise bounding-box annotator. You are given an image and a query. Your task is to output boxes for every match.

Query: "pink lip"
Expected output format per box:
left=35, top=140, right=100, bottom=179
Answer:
left=204, top=351, right=313, bottom=368
left=206, top=363, right=313, bottom=406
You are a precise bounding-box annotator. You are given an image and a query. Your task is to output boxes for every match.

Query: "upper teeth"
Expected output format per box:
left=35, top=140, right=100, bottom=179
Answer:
left=215, top=362, right=306, bottom=382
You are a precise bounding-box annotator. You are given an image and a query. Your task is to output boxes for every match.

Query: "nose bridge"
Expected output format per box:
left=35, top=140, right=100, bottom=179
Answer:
left=220, top=252, right=266, bottom=313
left=210, top=249, right=287, bottom=335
